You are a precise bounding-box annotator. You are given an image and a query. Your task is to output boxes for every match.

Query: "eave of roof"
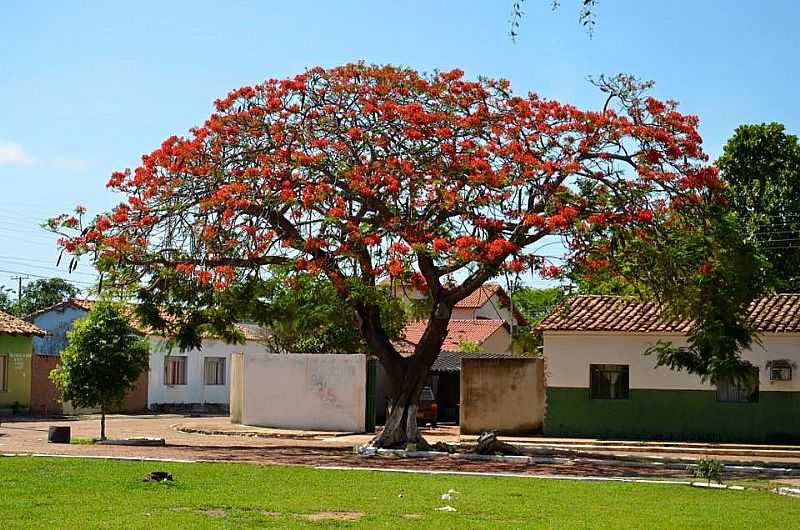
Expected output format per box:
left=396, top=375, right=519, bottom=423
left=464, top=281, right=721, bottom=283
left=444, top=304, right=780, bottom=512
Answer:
left=25, top=299, right=92, bottom=322
left=536, top=294, right=800, bottom=334
left=431, top=350, right=528, bottom=372
left=0, top=310, right=47, bottom=336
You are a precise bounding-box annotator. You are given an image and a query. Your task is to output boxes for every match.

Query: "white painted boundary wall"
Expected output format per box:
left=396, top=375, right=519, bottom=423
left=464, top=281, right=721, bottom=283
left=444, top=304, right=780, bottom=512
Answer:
left=231, top=353, right=366, bottom=432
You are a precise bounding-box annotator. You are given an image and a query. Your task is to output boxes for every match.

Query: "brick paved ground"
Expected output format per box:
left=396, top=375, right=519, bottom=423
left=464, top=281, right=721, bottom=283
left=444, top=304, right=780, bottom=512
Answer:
left=0, top=414, right=796, bottom=481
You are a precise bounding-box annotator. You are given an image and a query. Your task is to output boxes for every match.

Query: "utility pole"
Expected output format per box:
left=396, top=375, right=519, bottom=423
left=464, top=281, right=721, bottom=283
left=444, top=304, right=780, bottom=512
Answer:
left=10, top=275, right=28, bottom=306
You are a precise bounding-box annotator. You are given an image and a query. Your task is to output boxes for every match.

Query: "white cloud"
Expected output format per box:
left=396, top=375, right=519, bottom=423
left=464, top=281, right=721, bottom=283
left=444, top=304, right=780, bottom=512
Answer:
left=0, top=143, right=34, bottom=166
left=49, top=157, right=90, bottom=171
left=0, top=142, right=88, bottom=171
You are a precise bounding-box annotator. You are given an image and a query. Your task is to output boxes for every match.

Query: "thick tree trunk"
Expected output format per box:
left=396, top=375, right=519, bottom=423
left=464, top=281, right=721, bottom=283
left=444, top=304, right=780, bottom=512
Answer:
left=100, top=406, right=107, bottom=441
left=370, top=359, right=431, bottom=449
left=357, top=292, right=453, bottom=450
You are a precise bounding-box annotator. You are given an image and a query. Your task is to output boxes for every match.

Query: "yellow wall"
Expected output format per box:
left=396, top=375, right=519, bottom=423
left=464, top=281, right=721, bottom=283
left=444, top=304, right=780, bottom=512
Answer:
left=460, top=357, right=545, bottom=434
left=0, top=335, right=33, bottom=412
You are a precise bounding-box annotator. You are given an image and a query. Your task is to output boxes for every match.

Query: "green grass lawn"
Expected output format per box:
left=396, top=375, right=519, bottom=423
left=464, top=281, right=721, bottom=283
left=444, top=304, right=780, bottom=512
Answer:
left=1, top=456, right=798, bottom=529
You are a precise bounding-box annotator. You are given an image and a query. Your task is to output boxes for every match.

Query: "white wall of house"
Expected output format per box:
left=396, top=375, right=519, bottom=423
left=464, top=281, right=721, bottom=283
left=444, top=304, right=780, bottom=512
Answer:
left=231, top=353, right=366, bottom=432
left=458, top=292, right=516, bottom=323
left=147, top=337, right=266, bottom=407
left=476, top=296, right=509, bottom=320
left=544, top=331, right=800, bottom=391
left=480, top=326, right=513, bottom=354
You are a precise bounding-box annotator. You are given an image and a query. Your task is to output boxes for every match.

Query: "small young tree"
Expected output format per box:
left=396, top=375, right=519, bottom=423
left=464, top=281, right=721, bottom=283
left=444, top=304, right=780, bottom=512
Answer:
left=50, top=302, right=149, bottom=440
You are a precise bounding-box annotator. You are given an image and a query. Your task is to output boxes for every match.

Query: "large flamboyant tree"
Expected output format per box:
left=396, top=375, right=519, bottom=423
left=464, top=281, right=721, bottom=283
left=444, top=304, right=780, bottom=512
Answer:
left=50, top=64, right=723, bottom=447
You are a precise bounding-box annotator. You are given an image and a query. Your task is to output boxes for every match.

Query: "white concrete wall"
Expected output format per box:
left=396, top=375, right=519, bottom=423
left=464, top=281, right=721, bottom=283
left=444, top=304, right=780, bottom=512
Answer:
left=452, top=293, right=519, bottom=326
left=147, top=337, right=266, bottom=406
left=451, top=307, right=476, bottom=320
left=480, top=326, right=513, bottom=354
left=477, top=293, right=514, bottom=322
left=544, top=331, right=800, bottom=391
left=236, top=353, right=366, bottom=432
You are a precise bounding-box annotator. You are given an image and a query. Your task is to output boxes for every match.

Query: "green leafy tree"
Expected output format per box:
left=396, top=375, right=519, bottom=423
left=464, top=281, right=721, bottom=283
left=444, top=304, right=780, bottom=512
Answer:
left=231, top=268, right=408, bottom=354
left=511, top=286, right=565, bottom=352
left=15, top=278, right=81, bottom=316
left=717, top=123, right=800, bottom=292
left=458, top=340, right=482, bottom=353
left=512, top=287, right=565, bottom=326
left=50, top=302, right=149, bottom=440
left=0, top=286, right=14, bottom=313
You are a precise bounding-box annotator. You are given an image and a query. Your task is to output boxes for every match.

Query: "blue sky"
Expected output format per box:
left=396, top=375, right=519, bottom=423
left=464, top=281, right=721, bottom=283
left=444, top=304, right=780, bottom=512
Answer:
left=0, top=0, right=798, bottom=294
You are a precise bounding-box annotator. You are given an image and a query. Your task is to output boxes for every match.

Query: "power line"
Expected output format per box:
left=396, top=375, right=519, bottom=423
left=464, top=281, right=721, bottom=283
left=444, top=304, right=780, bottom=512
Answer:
left=0, top=259, right=97, bottom=278
left=0, top=268, right=94, bottom=287
left=0, top=255, right=76, bottom=265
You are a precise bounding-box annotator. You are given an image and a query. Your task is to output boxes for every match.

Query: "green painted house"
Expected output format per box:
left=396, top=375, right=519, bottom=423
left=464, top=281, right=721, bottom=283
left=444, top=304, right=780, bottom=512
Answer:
left=0, top=309, right=46, bottom=414
left=539, top=294, right=800, bottom=443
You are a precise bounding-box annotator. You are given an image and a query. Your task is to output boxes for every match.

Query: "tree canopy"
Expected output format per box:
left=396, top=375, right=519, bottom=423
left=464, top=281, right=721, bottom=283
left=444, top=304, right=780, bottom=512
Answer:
left=717, top=122, right=800, bottom=292
left=0, top=277, right=80, bottom=317
left=235, top=267, right=407, bottom=354
left=50, top=64, right=724, bottom=447
left=50, top=301, right=150, bottom=440
left=0, top=287, right=14, bottom=313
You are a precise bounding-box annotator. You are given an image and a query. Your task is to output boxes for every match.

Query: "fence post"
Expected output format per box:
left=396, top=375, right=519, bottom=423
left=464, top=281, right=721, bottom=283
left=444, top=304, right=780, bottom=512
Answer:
left=365, top=357, right=377, bottom=433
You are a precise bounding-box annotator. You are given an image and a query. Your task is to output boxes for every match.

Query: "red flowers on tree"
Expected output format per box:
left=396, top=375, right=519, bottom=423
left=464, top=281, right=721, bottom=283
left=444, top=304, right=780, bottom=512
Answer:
left=49, top=64, right=720, bottom=448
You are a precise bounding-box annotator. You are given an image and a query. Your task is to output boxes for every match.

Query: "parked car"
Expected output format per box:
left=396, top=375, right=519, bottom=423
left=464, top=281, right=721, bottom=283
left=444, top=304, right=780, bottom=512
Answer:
left=417, top=386, right=438, bottom=426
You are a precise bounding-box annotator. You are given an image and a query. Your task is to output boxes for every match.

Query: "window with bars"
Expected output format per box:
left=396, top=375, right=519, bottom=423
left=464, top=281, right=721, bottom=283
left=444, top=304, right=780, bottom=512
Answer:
left=0, top=355, right=7, bottom=392
left=590, top=364, right=629, bottom=400
left=717, top=367, right=759, bottom=403
left=164, top=356, right=187, bottom=386
left=203, top=357, right=225, bottom=386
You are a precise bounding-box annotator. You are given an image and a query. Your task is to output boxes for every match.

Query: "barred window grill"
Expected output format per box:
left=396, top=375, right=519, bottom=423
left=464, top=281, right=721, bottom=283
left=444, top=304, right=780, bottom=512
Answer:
left=768, top=360, right=792, bottom=381
left=717, top=367, right=759, bottom=403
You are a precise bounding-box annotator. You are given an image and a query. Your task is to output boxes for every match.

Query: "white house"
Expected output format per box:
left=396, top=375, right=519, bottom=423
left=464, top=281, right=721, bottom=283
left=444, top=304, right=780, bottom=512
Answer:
left=383, top=280, right=526, bottom=327
left=538, top=294, right=800, bottom=443
left=148, top=326, right=265, bottom=411
left=28, top=299, right=266, bottom=412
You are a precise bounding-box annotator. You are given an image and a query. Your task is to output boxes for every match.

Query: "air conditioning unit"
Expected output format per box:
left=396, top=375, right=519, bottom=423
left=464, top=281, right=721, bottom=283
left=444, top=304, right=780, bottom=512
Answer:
left=768, top=360, right=792, bottom=381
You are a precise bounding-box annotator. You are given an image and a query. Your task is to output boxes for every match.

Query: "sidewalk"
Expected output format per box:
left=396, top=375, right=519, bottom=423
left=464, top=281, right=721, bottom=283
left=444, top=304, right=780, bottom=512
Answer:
left=176, top=417, right=800, bottom=469
left=457, top=434, right=800, bottom=465
left=3, top=414, right=800, bottom=479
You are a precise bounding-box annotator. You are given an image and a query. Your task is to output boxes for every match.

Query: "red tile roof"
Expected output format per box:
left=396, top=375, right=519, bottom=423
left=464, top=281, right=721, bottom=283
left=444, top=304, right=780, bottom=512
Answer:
left=394, top=319, right=508, bottom=354
left=454, top=284, right=503, bottom=308
left=24, top=299, right=93, bottom=321
left=537, top=294, right=800, bottom=333
left=0, top=309, right=46, bottom=336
